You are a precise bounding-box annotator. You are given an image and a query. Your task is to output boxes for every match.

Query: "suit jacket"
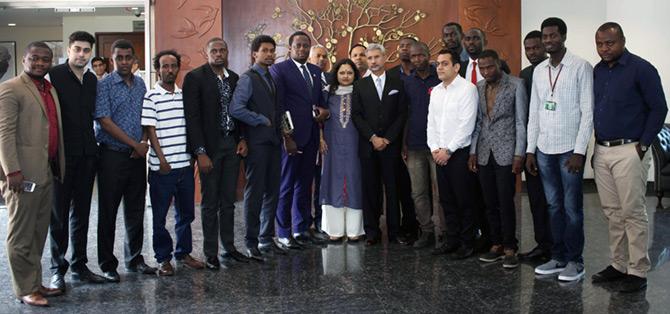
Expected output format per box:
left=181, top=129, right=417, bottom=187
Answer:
left=470, top=73, right=527, bottom=166
left=0, top=72, right=65, bottom=185
left=182, top=63, right=241, bottom=155
left=270, top=59, right=325, bottom=148
left=351, top=73, right=408, bottom=158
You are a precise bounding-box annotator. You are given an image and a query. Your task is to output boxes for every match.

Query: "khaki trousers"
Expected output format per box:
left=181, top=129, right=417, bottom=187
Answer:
left=1, top=176, right=52, bottom=297
left=406, top=149, right=446, bottom=236
left=593, top=143, right=651, bottom=277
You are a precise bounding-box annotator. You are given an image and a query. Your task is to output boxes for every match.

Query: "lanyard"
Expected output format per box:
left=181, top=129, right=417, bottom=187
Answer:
left=548, top=64, right=563, bottom=98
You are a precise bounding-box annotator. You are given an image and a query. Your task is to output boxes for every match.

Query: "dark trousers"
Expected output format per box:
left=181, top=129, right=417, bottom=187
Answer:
left=244, top=143, right=281, bottom=248
left=436, top=148, right=476, bottom=248
left=478, top=155, right=518, bottom=250
left=361, top=153, right=401, bottom=240
left=49, top=154, right=97, bottom=275
left=524, top=166, right=552, bottom=251
left=97, top=148, right=147, bottom=272
left=199, top=135, right=240, bottom=258
left=277, top=136, right=318, bottom=238
left=397, top=161, right=418, bottom=236
left=148, top=166, right=195, bottom=263
left=312, top=160, right=322, bottom=231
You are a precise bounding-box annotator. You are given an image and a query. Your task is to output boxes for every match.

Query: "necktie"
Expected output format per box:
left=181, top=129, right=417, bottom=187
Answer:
left=471, top=60, right=478, bottom=84
left=264, top=72, right=275, bottom=95
left=301, top=64, right=313, bottom=93
left=375, top=77, right=383, bottom=100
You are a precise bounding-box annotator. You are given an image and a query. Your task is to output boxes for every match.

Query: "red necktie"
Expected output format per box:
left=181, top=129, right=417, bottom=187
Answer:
left=471, top=61, right=478, bottom=84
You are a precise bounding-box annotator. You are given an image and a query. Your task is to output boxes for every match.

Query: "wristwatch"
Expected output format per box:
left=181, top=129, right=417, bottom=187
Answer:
left=194, top=147, right=207, bottom=155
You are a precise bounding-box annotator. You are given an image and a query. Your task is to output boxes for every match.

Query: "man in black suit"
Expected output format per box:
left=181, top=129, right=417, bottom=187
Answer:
left=459, top=28, right=511, bottom=83
left=183, top=37, right=249, bottom=270
left=352, top=43, right=408, bottom=245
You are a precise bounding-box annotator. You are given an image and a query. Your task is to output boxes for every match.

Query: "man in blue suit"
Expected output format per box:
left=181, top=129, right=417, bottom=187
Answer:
left=271, top=31, right=330, bottom=248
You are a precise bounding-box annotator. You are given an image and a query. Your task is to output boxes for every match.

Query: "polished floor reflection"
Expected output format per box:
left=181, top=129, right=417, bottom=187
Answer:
left=0, top=192, right=668, bottom=313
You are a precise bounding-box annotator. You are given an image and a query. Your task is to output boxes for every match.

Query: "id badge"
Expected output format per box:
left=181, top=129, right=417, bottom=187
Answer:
left=544, top=100, right=557, bottom=111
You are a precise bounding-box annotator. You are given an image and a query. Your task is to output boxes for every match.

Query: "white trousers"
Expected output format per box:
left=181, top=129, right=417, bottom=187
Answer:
left=321, top=205, right=365, bottom=237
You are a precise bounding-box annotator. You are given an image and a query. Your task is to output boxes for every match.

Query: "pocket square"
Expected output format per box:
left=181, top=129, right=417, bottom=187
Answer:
left=388, top=89, right=399, bottom=95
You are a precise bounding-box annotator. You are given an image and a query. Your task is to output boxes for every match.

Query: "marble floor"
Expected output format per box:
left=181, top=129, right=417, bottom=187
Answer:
left=0, top=192, right=669, bottom=313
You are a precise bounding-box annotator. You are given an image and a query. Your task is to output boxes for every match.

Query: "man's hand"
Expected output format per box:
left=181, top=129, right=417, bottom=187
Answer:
left=8, top=173, right=25, bottom=193
left=371, top=136, right=387, bottom=151
left=159, top=161, right=172, bottom=175
left=434, top=149, right=450, bottom=166
left=320, top=138, right=328, bottom=155
left=284, top=136, right=299, bottom=155
left=525, top=153, right=538, bottom=176
left=635, top=144, right=646, bottom=160
left=132, top=141, right=149, bottom=158
left=197, top=154, right=214, bottom=174
left=402, top=145, right=408, bottom=161
left=565, top=153, right=584, bottom=174
left=512, top=156, right=523, bottom=174
left=236, top=139, right=248, bottom=157
left=313, top=106, right=330, bottom=122
left=468, top=154, right=478, bottom=173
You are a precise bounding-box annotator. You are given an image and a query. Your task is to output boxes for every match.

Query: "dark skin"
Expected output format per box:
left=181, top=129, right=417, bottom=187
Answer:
left=397, top=38, right=415, bottom=74
left=97, top=47, right=149, bottom=161
left=402, top=44, right=430, bottom=160
left=595, top=27, right=644, bottom=159
left=526, top=25, right=583, bottom=175
left=524, top=37, right=548, bottom=65
left=468, top=57, right=523, bottom=174
left=9, top=47, right=53, bottom=193
left=463, top=29, right=486, bottom=59
left=442, top=25, right=462, bottom=52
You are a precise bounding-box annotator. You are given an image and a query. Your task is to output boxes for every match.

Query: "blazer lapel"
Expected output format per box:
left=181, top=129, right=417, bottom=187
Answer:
left=492, top=75, right=512, bottom=120
left=20, top=73, right=48, bottom=118
left=288, top=60, right=313, bottom=102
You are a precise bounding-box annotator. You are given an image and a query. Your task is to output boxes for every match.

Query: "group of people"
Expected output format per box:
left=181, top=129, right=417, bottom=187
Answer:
left=0, top=15, right=666, bottom=307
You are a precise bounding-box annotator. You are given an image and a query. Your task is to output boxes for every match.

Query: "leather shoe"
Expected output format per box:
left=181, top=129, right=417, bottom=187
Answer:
left=39, top=285, right=64, bottom=297
left=278, top=237, right=304, bottom=250
left=449, top=246, right=474, bottom=260
left=259, top=241, right=288, bottom=255
left=518, top=246, right=550, bottom=261
left=50, top=273, right=66, bottom=291
left=397, top=234, right=416, bottom=246
left=19, top=292, right=48, bottom=307
left=127, top=261, right=157, bottom=275
left=158, top=261, right=174, bottom=276
left=176, top=254, right=205, bottom=269
left=365, top=237, right=380, bottom=246
left=205, top=257, right=220, bottom=270
left=619, top=275, right=647, bottom=293
left=310, top=229, right=329, bottom=241
left=222, top=250, right=250, bottom=263
left=71, top=268, right=106, bottom=284
left=592, top=265, right=627, bottom=283
left=432, top=244, right=459, bottom=256
left=102, top=271, right=120, bottom=283
left=246, top=247, right=266, bottom=262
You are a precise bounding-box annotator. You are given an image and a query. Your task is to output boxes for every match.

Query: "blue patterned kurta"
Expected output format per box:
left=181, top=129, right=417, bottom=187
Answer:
left=94, top=72, right=147, bottom=150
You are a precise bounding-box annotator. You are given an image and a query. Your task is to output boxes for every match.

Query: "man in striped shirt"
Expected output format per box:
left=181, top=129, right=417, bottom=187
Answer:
left=142, top=50, right=205, bottom=276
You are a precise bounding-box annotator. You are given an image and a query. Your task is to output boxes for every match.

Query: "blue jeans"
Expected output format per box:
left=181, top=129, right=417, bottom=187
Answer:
left=148, top=166, right=195, bottom=263
left=536, top=150, right=584, bottom=264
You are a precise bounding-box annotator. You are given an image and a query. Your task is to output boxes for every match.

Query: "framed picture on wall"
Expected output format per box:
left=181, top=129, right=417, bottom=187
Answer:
left=0, top=41, right=16, bottom=84
left=44, top=40, right=66, bottom=66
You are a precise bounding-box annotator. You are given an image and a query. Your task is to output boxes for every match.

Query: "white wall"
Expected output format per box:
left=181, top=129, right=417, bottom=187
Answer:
left=62, top=15, right=142, bottom=56
left=0, top=25, right=63, bottom=75
left=522, top=0, right=669, bottom=179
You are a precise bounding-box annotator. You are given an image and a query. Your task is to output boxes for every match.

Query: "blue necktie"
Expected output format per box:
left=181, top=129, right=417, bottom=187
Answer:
left=301, top=64, right=313, bottom=95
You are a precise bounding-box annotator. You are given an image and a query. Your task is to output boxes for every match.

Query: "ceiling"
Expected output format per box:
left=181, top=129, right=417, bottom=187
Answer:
left=0, top=1, right=144, bottom=27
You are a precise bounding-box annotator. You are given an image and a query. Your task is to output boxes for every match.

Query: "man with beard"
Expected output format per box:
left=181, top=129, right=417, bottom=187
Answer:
left=47, top=31, right=105, bottom=291
left=442, top=22, right=469, bottom=63
left=142, top=50, right=206, bottom=276
left=460, top=28, right=510, bottom=83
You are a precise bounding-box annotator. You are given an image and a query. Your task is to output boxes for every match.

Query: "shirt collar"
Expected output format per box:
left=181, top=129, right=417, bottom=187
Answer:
left=544, top=49, right=574, bottom=68
left=370, top=71, right=386, bottom=82
left=152, top=82, right=182, bottom=95
left=215, top=67, right=230, bottom=80
left=597, top=49, right=631, bottom=68
left=436, top=75, right=465, bottom=90
left=291, top=58, right=308, bottom=70
left=252, top=63, right=268, bottom=75
left=411, top=65, right=438, bottom=80
left=111, top=71, right=135, bottom=85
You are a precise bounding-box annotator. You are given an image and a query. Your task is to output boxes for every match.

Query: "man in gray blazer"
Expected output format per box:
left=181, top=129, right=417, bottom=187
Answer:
left=467, top=49, right=527, bottom=269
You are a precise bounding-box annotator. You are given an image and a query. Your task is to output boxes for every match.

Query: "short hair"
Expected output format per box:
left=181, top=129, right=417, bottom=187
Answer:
left=251, top=35, right=276, bottom=52
left=349, top=43, right=366, bottom=55
left=541, top=17, right=567, bottom=36
left=399, top=36, right=417, bottom=43
left=411, top=41, right=430, bottom=56
left=366, top=43, right=385, bottom=55
left=68, top=31, right=95, bottom=47
left=597, top=22, right=625, bottom=39
left=91, top=56, right=105, bottom=64
left=206, top=37, right=226, bottom=48
left=288, top=31, right=310, bottom=46
left=328, top=58, right=360, bottom=94
left=24, top=41, right=52, bottom=57
left=444, top=22, right=463, bottom=35
left=111, top=39, right=135, bottom=55
left=310, top=44, right=327, bottom=54
left=467, top=27, right=486, bottom=40
left=524, top=30, right=542, bottom=41
left=437, top=49, right=458, bottom=64
left=478, top=49, right=500, bottom=63
left=153, top=49, right=181, bottom=71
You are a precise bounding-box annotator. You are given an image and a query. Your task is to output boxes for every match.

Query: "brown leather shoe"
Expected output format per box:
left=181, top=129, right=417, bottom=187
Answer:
left=19, top=292, right=49, bottom=307
left=39, top=285, right=64, bottom=297
left=177, top=255, right=205, bottom=270
left=158, top=261, right=175, bottom=276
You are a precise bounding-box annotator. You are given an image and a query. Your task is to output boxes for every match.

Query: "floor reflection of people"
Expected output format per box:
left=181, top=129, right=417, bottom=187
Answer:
left=321, top=244, right=363, bottom=275
left=608, top=289, right=649, bottom=313
left=650, top=210, right=670, bottom=269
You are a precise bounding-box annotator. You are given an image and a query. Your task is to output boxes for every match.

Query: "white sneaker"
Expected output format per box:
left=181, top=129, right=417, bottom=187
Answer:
left=558, top=262, right=585, bottom=282
left=535, top=259, right=567, bottom=275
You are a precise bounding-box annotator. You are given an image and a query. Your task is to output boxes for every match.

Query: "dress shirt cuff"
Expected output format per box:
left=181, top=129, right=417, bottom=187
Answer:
left=573, top=145, right=587, bottom=156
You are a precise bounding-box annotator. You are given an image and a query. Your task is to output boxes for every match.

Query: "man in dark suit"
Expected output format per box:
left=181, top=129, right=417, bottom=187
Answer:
left=352, top=43, right=408, bottom=245
left=270, top=31, right=330, bottom=248
left=230, top=35, right=288, bottom=260
left=459, top=28, right=511, bottom=83
left=183, top=37, right=249, bottom=270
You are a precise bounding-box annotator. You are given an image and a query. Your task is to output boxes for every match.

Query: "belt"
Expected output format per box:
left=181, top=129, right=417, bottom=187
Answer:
left=100, top=143, right=132, bottom=153
left=596, top=139, right=635, bottom=147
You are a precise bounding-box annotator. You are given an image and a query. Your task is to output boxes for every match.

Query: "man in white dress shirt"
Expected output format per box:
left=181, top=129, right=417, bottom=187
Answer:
left=427, top=49, right=479, bottom=259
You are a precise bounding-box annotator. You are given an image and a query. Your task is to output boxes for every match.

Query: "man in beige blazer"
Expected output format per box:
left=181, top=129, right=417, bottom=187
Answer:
left=0, top=42, right=66, bottom=307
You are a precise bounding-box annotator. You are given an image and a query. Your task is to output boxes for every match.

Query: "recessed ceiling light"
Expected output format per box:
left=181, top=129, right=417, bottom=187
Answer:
left=8, top=23, right=16, bottom=26
left=131, top=7, right=139, bottom=10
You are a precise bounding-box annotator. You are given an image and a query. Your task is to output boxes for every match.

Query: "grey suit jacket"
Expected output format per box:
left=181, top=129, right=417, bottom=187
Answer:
left=470, top=73, right=527, bottom=166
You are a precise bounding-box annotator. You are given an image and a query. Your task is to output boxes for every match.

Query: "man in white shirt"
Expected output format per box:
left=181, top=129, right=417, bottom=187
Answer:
left=526, top=17, right=594, bottom=282
left=427, top=49, right=478, bottom=259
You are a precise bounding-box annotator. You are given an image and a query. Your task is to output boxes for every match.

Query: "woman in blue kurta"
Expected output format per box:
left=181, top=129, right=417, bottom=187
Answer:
left=319, top=59, right=364, bottom=241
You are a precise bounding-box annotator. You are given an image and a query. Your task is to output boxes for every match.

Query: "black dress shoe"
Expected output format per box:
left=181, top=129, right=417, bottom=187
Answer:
left=279, top=237, right=305, bottom=249
left=102, top=271, right=120, bottom=283
left=222, top=250, right=250, bottom=263
left=71, top=268, right=106, bottom=284
left=592, top=265, right=627, bottom=283
left=397, top=234, right=416, bottom=246
left=127, top=261, right=157, bottom=275
left=619, top=275, right=647, bottom=293
left=519, top=247, right=551, bottom=261
left=50, top=274, right=66, bottom=291
left=205, top=257, right=220, bottom=270
left=449, top=246, right=474, bottom=260
left=432, top=244, right=459, bottom=256
left=246, top=247, right=266, bottom=262
left=365, top=238, right=380, bottom=246
left=311, top=229, right=329, bottom=241
left=259, top=241, right=288, bottom=255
